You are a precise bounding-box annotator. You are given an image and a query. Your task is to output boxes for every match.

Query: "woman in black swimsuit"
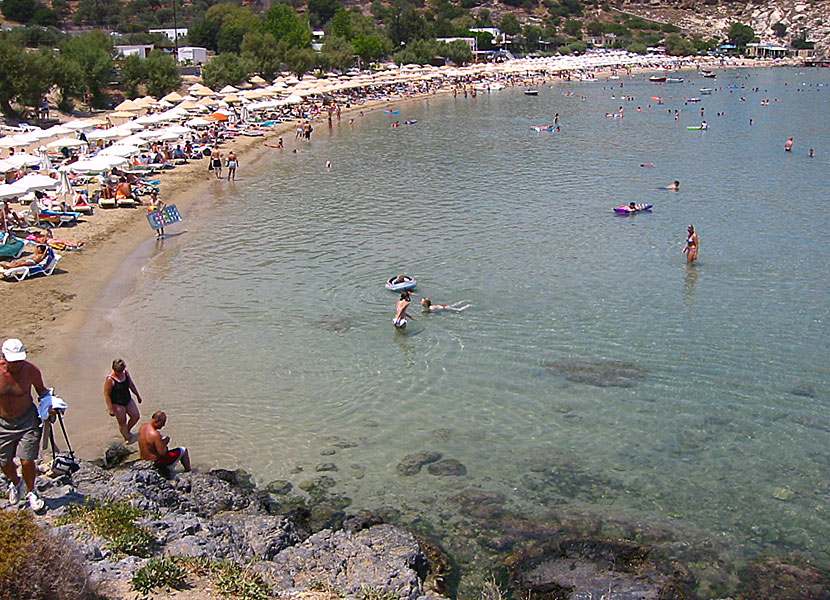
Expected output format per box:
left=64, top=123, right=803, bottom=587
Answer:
left=104, top=358, right=143, bottom=443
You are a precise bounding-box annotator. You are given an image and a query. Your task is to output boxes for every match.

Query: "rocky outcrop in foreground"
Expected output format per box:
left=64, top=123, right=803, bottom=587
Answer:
left=18, top=459, right=448, bottom=600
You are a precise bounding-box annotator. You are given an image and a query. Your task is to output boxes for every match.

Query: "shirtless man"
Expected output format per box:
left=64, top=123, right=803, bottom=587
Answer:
left=116, top=177, right=133, bottom=199
left=138, top=411, right=191, bottom=472
left=393, top=292, right=415, bottom=330
left=1, top=244, right=48, bottom=270
left=784, top=137, right=794, bottom=152
left=0, top=339, right=48, bottom=511
left=665, top=180, right=680, bottom=191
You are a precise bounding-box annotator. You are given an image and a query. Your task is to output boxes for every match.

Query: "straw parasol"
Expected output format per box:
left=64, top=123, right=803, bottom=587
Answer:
left=219, top=85, right=239, bottom=94
left=249, top=75, right=267, bottom=86
left=196, top=97, right=218, bottom=107
left=161, top=91, right=184, bottom=103
left=223, top=94, right=242, bottom=104
left=115, top=99, right=140, bottom=111
left=109, top=111, right=137, bottom=119
left=193, top=87, right=216, bottom=97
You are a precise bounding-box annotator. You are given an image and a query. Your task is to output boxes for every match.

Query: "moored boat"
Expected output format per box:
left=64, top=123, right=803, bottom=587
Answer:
left=649, top=76, right=667, bottom=83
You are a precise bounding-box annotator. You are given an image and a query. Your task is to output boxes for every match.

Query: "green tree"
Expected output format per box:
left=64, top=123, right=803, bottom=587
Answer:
left=499, top=13, right=521, bottom=36
left=120, top=53, right=145, bottom=98
left=144, top=51, right=181, bottom=97
left=471, top=29, right=494, bottom=50
left=263, top=4, right=312, bottom=49
left=727, top=22, right=755, bottom=47
left=563, top=18, right=582, bottom=37
left=202, top=52, right=249, bottom=89
left=441, top=38, right=472, bottom=64
left=283, top=46, right=317, bottom=77
left=625, top=40, right=647, bottom=54
left=1, top=0, right=38, bottom=22
left=585, top=21, right=603, bottom=36
left=664, top=33, right=695, bottom=56
left=475, top=8, right=492, bottom=27
left=522, top=24, right=543, bottom=51
left=73, top=0, right=122, bottom=27
left=241, top=31, right=283, bottom=81
left=59, top=31, right=114, bottom=108
left=308, top=0, right=341, bottom=27
left=52, top=54, right=84, bottom=112
left=188, top=18, right=221, bottom=52
left=321, top=35, right=355, bottom=72
left=353, top=33, right=387, bottom=63
left=771, top=22, right=787, bottom=38
left=330, top=7, right=355, bottom=39
left=0, top=38, right=53, bottom=116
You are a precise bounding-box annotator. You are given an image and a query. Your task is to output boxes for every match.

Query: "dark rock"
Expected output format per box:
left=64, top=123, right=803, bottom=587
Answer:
left=290, top=465, right=304, bottom=474
left=397, top=451, right=442, bottom=476
left=736, top=558, right=830, bottom=600
left=427, top=459, right=467, bottom=477
left=264, top=480, right=293, bottom=495
left=545, top=360, right=646, bottom=388
left=320, top=448, right=337, bottom=456
left=316, top=463, right=338, bottom=472
left=788, top=384, right=817, bottom=398
left=299, top=475, right=337, bottom=496
left=514, top=539, right=691, bottom=600
left=310, top=504, right=346, bottom=531
left=207, top=468, right=256, bottom=490
left=343, top=510, right=385, bottom=533
left=326, top=436, right=359, bottom=449
left=256, top=524, right=438, bottom=600
left=103, top=443, right=133, bottom=468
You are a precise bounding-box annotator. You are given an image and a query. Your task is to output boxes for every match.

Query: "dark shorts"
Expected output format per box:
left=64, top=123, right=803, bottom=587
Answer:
left=0, top=404, right=42, bottom=466
left=155, top=447, right=185, bottom=466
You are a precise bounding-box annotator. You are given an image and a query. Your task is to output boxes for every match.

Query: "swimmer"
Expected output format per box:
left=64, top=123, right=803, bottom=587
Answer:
left=683, top=225, right=698, bottom=264
left=784, top=137, right=794, bottom=152
left=421, top=298, right=471, bottom=312
left=326, top=160, right=332, bottom=169
left=393, top=292, right=415, bottom=329
left=665, top=180, right=680, bottom=190
left=809, top=148, right=814, bottom=157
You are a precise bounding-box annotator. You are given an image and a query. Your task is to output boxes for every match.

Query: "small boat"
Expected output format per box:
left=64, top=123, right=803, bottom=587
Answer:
left=701, top=71, right=716, bottom=78
left=614, top=204, right=652, bottom=214
left=524, top=90, right=539, bottom=96
left=608, top=75, right=620, bottom=80
left=649, top=76, right=667, bottom=83
left=666, top=77, right=684, bottom=83
left=386, top=276, right=417, bottom=292
left=700, top=88, right=713, bottom=95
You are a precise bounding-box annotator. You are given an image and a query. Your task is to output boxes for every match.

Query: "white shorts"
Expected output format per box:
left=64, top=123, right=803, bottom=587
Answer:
left=393, top=318, right=407, bottom=328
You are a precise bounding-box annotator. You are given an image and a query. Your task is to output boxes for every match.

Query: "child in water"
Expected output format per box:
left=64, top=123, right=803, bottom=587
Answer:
left=421, top=298, right=471, bottom=312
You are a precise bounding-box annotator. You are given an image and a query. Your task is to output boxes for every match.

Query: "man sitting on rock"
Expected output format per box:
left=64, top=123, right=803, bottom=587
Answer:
left=138, top=411, right=190, bottom=472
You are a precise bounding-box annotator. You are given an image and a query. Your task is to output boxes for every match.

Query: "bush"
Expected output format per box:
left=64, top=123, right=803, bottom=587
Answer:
left=58, top=500, right=155, bottom=557
left=131, top=557, right=187, bottom=596
left=183, top=557, right=271, bottom=600
left=0, top=511, right=100, bottom=600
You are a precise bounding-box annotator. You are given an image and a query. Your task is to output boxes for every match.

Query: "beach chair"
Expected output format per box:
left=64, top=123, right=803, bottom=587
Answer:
left=0, top=232, right=24, bottom=260
left=1, top=247, right=61, bottom=281
left=117, top=196, right=138, bottom=208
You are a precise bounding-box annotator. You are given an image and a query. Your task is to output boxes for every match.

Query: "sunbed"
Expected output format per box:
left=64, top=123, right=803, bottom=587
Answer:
left=1, top=246, right=61, bottom=281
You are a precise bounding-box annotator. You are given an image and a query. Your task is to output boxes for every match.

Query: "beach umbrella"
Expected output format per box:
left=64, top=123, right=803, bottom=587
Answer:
left=47, top=137, right=88, bottom=149
left=188, top=82, right=206, bottom=92
left=163, top=124, right=192, bottom=135
left=193, top=87, right=216, bottom=97
left=208, top=112, right=229, bottom=122
left=56, top=169, right=74, bottom=198
left=86, top=129, right=121, bottom=141
left=138, top=96, right=158, bottom=106
left=114, top=134, right=150, bottom=146
left=249, top=75, right=267, bottom=86
left=285, top=94, right=303, bottom=104
left=161, top=91, right=184, bottom=103
left=223, top=94, right=242, bottom=104
left=186, top=117, right=212, bottom=128
left=109, top=111, right=137, bottom=119
left=219, top=85, right=239, bottom=94
left=84, top=117, right=108, bottom=127
left=0, top=136, right=23, bottom=148
left=6, top=153, right=41, bottom=168
left=118, top=121, right=146, bottom=132
left=176, top=100, right=200, bottom=111
left=43, top=125, right=72, bottom=137
left=115, top=99, right=139, bottom=111
left=0, top=182, right=26, bottom=199
left=37, top=147, right=52, bottom=172
left=63, top=119, right=90, bottom=131
left=100, top=144, right=142, bottom=157
left=11, top=173, right=59, bottom=192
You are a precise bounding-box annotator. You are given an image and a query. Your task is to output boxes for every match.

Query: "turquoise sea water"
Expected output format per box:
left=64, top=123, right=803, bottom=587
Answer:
left=109, top=67, right=829, bottom=593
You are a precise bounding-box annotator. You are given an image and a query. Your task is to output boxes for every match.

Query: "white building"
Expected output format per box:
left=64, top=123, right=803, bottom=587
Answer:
left=177, top=46, right=207, bottom=64
left=115, top=44, right=155, bottom=59
left=149, top=27, right=188, bottom=41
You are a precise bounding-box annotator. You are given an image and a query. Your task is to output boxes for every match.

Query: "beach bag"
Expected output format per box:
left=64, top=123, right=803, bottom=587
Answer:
left=48, top=412, right=80, bottom=475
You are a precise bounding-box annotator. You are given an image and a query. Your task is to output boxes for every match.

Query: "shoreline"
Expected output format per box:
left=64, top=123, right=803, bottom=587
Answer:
left=5, top=56, right=777, bottom=458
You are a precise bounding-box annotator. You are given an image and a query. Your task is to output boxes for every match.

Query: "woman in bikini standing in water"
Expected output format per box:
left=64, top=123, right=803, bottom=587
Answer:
left=104, top=359, right=143, bottom=443
left=683, top=225, right=698, bottom=264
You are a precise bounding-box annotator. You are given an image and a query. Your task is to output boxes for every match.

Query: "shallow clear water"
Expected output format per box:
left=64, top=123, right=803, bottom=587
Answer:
left=111, top=67, right=829, bottom=588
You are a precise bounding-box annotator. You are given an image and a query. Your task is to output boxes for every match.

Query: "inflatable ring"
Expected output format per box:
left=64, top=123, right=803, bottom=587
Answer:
left=386, top=276, right=417, bottom=291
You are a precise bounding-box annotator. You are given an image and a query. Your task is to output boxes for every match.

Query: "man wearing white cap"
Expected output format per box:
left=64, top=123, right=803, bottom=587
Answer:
left=0, top=338, right=49, bottom=512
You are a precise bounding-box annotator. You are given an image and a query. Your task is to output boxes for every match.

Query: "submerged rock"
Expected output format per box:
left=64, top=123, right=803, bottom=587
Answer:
left=427, top=459, right=467, bottom=476
left=513, top=539, right=691, bottom=600
left=264, top=480, right=293, bottom=495
left=545, top=360, right=646, bottom=388
left=736, top=558, right=830, bottom=600
left=397, top=451, right=442, bottom=476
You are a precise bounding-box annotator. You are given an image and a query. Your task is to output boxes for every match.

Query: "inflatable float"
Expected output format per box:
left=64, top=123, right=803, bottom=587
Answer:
left=530, top=125, right=556, bottom=131
left=687, top=125, right=708, bottom=130
left=614, top=204, right=652, bottom=214
left=386, top=276, right=417, bottom=291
